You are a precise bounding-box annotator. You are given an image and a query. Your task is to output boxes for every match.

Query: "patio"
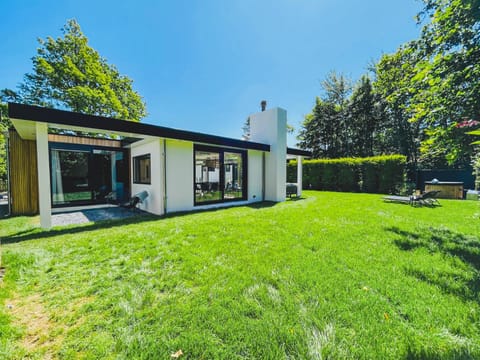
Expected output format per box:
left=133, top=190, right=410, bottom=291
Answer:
left=51, top=205, right=148, bottom=226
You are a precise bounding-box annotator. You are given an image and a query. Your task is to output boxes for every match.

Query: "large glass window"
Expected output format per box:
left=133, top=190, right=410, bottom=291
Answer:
left=133, top=154, right=151, bottom=184
left=224, top=152, right=243, bottom=200
left=195, top=151, right=221, bottom=203
left=194, top=145, right=246, bottom=205
left=51, top=150, right=91, bottom=204
left=50, top=146, right=128, bottom=207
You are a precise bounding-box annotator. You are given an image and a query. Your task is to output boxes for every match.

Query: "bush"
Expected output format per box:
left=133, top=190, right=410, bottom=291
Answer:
left=287, top=155, right=406, bottom=194
left=473, top=153, right=480, bottom=190
left=360, top=159, right=378, bottom=193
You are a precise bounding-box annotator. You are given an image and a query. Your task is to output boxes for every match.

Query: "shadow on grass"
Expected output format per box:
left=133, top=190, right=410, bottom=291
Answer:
left=285, top=196, right=306, bottom=202
left=1, top=214, right=160, bottom=245
left=2, top=201, right=280, bottom=245
left=383, top=199, right=442, bottom=208
left=405, top=346, right=475, bottom=360
left=387, top=226, right=480, bottom=303
left=383, top=200, right=413, bottom=207
left=161, top=201, right=278, bottom=216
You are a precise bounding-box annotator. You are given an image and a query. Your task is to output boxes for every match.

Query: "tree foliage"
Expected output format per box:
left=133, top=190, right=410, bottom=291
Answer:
left=298, top=97, right=341, bottom=158
left=349, top=76, right=382, bottom=157
left=0, top=103, right=9, bottom=186
left=300, top=0, right=480, bottom=170
left=299, top=72, right=386, bottom=159
left=1, top=19, right=146, bottom=121
left=375, top=0, right=480, bottom=167
left=373, top=48, right=422, bottom=166
left=298, top=72, right=353, bottom=158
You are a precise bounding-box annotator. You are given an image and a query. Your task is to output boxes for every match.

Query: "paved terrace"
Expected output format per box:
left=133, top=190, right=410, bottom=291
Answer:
left=52, top=206, right=148, bottom=227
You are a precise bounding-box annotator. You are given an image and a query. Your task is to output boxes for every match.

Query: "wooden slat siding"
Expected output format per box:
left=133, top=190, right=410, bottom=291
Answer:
left=9, top=129, right=39, bottom=215
left=48, top=134, right=121, bottom=147
left=425, top=183, right=464, bottom=199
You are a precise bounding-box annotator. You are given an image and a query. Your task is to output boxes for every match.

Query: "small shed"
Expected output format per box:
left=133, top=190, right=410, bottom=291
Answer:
left=425, top=181, right=464, bottom=199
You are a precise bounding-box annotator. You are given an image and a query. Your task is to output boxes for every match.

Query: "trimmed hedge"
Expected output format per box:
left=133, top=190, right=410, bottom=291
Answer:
left=287, top=155, right=406, bottom=194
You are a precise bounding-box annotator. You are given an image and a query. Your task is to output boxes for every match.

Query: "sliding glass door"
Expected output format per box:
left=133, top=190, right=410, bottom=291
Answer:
left=194, top=145, right=247, bottom=205
left=195, top=150, right=222, bottom=203
left=50, top=146, right=128, bottom=207
left=51, top=150, right=91, bottom=205
left=224, top=152, right=243, bottom=200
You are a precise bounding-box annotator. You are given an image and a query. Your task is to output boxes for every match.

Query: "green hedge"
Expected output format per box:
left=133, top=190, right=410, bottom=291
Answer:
left=287, top=155, right=406, bottom=194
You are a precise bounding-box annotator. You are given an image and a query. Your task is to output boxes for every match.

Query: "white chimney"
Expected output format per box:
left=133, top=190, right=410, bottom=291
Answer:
left=249, top=107, right=287, bottom=202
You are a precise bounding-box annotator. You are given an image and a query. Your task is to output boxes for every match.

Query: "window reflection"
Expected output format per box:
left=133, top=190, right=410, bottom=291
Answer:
left=194, top=147, right=246, bottom=205
left=224, top=152, right=243, bottom=199
left=50, top=148, right=127, bottom=206
left=133, top=154, right=151, bottom=184
left=195, top=151, right=221, bottom=203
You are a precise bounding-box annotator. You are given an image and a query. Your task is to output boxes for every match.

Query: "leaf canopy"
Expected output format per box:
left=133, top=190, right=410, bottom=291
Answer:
left=2, top=19, right=146, bottom=122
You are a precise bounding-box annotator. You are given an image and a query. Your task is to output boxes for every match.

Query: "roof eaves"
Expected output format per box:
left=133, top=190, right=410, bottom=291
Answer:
left=8, top=103, right=270, bottom=152
left=287, top=147, right=312, bottom=157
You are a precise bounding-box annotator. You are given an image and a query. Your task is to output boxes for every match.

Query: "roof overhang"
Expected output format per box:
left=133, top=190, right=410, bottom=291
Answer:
left=8, top=103, right=271, bottom=152
left=287, top=147, right=312, bottom=157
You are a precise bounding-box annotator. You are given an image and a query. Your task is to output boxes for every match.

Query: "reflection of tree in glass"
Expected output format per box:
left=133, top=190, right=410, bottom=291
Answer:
left=60, top=152, right=89, bottom=178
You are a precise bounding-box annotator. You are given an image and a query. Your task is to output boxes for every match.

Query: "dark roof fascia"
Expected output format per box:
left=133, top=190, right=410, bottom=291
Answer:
left=8, top=103, right=270, bottom=152
left=121, top=137, right=142, bottom=147
left=287, top=147, right=312, bottom=157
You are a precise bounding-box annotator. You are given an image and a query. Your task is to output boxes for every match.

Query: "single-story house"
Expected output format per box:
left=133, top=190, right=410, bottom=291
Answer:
left=6, top=102, right=311, bottom=228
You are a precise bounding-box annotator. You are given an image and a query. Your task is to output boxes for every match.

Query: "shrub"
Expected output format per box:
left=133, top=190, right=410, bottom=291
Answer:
left=287, top=155, right=406, bottom=194
left=361, top=158, right=379, bottom=193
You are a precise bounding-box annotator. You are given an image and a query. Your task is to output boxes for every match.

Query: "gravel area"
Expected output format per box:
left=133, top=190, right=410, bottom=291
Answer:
left=52, top=207, right=147, bottom=226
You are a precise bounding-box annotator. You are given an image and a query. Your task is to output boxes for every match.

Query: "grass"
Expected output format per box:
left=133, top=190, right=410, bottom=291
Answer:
left=53, top=191, right=92, bottom=203
left=0, top=191, right=479, bottom=359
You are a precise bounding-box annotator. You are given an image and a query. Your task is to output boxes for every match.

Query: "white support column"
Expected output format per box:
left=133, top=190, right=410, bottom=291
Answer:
left=36, top=122, right=52, bottom=229
left=297, top=155, right=303, bottom=197
left=250, top=108, right=287, bottom=202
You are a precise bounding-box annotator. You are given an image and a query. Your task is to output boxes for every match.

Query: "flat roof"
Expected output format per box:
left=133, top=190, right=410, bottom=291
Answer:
left=8, top=103, right=312, bottom=157
left=286, top=147, right=311, bottom=157
left=8, top=103, right=270, bottom=152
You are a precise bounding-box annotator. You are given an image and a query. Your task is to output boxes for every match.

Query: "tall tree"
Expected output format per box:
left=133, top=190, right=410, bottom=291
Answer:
left=321, top=71, right=351, bottom=107
left=376, top=0, right=480, bottom=167
left=298, top=72, right=352, bottom=158
left=373, top=48, right=422, bottom=166
left=348, top=76, right=378, bottom=157
left=1, top=19, right=146, bottom=121
left=414, top=0, right=480, bottom=167
left=298, top=98, right=342, bottom=158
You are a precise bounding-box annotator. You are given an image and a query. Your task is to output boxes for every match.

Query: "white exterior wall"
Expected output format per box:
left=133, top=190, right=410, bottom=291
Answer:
left=130, top=139, right=164, bottom=215
left=249, top=107, right=287, bottom=202
left=247, top=150, right=263, bottom=202
left=165, top=140, right=194, bottom=213
left=36, top=122, right=52, bottom=229
left=296, top=156, right=303, bottom=197
left=164, top=140, right=264, bottom=214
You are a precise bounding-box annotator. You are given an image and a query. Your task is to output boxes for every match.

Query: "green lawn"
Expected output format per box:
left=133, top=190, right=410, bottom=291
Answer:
left=1, top=191, right=479, bottom=359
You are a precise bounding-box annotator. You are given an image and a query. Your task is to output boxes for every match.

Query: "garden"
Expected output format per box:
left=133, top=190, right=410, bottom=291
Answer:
left=1, top=191, right=479, bottom=359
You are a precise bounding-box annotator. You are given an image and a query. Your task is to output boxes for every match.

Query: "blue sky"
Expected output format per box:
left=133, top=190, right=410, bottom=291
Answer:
left=0, top=0, right=423, bottom=146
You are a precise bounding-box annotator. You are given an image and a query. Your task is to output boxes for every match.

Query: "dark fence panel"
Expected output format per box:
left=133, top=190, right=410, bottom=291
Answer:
left=416, top=168, right=475, bottom=191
